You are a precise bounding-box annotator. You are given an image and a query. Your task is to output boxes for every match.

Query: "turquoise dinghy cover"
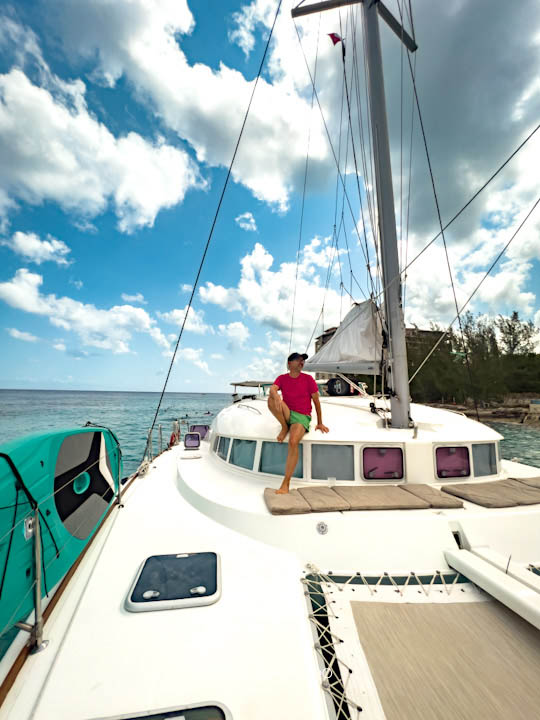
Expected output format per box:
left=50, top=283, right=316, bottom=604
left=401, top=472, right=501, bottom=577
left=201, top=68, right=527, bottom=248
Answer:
left=0, top=427, right=121, bottom=656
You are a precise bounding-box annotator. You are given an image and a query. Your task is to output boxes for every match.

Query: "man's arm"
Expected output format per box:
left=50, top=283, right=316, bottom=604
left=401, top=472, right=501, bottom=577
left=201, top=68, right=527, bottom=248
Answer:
left=311, top=392, right=329, bottom=433
left=269, top=383, right=281, bottom=400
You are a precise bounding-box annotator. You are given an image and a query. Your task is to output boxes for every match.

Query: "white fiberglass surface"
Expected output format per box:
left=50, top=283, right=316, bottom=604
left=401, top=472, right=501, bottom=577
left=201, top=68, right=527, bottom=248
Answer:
left=7, top=449, right=327, bottom=720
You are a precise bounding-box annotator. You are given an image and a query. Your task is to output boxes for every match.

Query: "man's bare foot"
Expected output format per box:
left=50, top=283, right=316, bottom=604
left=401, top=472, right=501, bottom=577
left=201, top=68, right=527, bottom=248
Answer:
left=275, top=486, right=289, bottom=494
left=277, top=427, right=288, bottom=443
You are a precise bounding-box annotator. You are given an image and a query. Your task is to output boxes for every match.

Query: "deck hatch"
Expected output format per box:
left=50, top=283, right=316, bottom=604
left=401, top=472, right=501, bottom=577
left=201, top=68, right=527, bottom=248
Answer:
left=125, top=552, right=221, bottom=612
left=96, top=704, right=230, bottom=719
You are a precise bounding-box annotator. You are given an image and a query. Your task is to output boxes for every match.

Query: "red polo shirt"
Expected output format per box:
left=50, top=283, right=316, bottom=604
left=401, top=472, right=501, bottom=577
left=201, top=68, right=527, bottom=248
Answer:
left=274, top=373, right=318, bottom=415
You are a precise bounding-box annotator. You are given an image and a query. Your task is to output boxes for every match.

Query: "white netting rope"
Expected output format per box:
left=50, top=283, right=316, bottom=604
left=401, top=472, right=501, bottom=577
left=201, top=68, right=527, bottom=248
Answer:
left=301, top=564, right=464, bottom=718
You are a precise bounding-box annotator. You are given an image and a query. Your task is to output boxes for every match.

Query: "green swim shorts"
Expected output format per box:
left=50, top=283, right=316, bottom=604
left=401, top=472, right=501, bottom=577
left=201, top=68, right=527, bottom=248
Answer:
left=288, top=410, right=311, bottom=432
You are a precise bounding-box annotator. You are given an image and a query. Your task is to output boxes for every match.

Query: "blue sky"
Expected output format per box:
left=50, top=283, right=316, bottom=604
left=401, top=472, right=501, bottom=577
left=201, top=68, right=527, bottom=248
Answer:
left=1, top=0, right=539, bottom=392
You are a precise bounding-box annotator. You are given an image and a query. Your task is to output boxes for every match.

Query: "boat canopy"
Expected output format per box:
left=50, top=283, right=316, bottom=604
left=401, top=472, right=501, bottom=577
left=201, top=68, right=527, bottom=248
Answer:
left=304, top=300, right=383, bottom=375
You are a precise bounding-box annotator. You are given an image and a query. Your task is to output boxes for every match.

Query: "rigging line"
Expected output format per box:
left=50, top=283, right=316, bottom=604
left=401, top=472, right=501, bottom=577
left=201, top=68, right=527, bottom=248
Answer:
left=373, top=121, right=540, bottom=304
left=409, top=194, right=540, bottom=384
left=398, top=0, right=404, bottom=273
left=293, top=19, right=374, bottom=277
left=0, top=487, right=19, bottom=600
left=306, top=230, right=341, bottom=353
left=351, top=8, right=376, bottom=235
left=394, top=1, right=478, bottom=418
left=0, top=479, right=116, bottom=641
left=358, top=6, right=382, bottom=300
left=141, top=0, right=283, bottom=464
left=338, top=12, right=373, bottom=294
left=402, top=51, right=416, bottom=311
left=290, top=12, right=321, bottom=353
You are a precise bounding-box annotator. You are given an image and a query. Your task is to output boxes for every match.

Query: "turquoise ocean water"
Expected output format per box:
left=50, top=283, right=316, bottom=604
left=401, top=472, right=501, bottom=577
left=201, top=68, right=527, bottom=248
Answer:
left=0, top=390, right=231, bottom=476
left=0, top=390, right=539, bottom=475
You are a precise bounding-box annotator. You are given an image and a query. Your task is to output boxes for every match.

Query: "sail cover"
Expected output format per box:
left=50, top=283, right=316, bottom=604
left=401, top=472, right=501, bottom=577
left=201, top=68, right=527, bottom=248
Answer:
left=304, top=300, right=383, bottom=375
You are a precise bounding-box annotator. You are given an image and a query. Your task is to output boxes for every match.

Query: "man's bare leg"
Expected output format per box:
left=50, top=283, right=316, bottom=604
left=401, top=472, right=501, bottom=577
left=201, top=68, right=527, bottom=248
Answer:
left=276, top=423, right=306, bottom=494
left=267, top=395, right=291, bottom=442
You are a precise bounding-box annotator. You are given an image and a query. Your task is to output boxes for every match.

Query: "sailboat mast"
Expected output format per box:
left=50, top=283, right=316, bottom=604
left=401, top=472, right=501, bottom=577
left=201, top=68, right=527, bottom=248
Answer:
left=292, top=0, right=415, bottom=428
left=361, top=1, right=410, bottom=428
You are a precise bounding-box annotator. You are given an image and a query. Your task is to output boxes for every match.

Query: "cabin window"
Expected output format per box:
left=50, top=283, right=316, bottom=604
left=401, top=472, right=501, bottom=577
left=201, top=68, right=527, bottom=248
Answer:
left=472, top=443, right=497, bottom=477
left=217, top=436, right=230, bottom=461
left=436, top=446, right=470, bottom=478
left=230, top=439, right=256, bottom=470
left=212, top=434, right=219, bottom=452
left=362, top=447, right=403, bottom=480
left=259, top=442, right=303, bottom=478
left=312, top=444, right=354, bottom=481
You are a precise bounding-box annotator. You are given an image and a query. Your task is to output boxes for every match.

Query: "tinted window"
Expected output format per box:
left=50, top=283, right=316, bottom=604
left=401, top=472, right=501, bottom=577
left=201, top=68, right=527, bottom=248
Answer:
left=217, top=436, right=230, bottom=461
left=472, top=443, right=497, bottom=477
left=363, top=447, right=403, bottom=480
left=230, top=439, right=256, bottom=470
left=259, top=442, right=303, bottom=478
left=312, top=445, right=354, bottom=481
left=436, top=447, right=470, bottom=478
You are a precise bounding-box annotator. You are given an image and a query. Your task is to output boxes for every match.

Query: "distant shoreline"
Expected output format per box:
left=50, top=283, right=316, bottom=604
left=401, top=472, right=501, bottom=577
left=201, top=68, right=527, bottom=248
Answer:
left=0, top=388, right=230, bottom=395
left=428, top=403, right=540, bottom=425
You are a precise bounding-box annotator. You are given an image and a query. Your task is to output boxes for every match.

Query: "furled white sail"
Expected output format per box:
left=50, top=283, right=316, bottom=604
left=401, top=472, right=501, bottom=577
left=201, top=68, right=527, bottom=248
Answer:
left=304, top=300, right=383, bottom=375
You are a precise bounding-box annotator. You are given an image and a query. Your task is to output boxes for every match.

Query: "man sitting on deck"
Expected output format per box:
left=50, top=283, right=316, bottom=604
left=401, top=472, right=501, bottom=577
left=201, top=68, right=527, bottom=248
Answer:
left=268, top=352, right=329, bottom=494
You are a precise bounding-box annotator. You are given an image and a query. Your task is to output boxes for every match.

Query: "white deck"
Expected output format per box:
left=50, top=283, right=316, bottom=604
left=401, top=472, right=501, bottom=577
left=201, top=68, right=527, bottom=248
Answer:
left=1, top=448, right=328, bottom=720
left=2, top=401, right=540, bottom=720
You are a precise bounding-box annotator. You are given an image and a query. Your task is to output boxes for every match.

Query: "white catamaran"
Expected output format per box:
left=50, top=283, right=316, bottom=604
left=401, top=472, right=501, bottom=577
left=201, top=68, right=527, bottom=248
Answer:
left=1, top=2, right=540, bottom=719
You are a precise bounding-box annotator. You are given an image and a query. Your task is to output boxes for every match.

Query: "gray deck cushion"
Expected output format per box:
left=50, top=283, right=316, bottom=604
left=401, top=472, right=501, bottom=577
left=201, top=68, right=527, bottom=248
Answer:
left=442, top=478, right=540, bottom=508
left=514, top=476, right=540, bottom=489
left=401, top=483, right=463, bottom=509
left=263, top=488, right=312, bottom=515
left=297, top=486, right=351, bottom=512
left=332, top=485, right=429, bottom=510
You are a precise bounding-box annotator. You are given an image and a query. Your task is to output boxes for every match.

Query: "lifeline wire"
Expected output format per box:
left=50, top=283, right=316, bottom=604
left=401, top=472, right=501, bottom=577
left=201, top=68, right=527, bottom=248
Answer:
left=141, top=0, right=283, bottom=464
left=376, top=121, right=540, bottom=304
left=290, top=12, right=321, bottom=352
left=409, top=194, right=540, bottom=383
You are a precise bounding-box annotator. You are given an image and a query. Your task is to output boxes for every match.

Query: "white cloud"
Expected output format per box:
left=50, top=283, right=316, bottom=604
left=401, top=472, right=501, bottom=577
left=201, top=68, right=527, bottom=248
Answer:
left=180, top=283, right=193, bottom=292
left=235, top=211, right=257, bottom=232
left=200, top=238, right=347, bottom=351
left=6, top=327, right=38, bottom=342
left=243, top=355, right=282, bottom=380
left=69, top=279, right=83, bottom=290
left=199, top=282, right=242, bottom=311
left=218, top=321, right=250, bottom=349
left=157, top=305, right=213, bottom=334
left=211, top=353, right=224, bottom=360
left=53, top=341, right=66, bottom=351
left=47, top=0, right=330, bottom=212
left=0, top=268, right=171, bottom=354
left=1, top=231, right=71, bottom=265
left=175, top=347, right=211, bottom=375
left=0, top=19, right=204, bottom=232
left=121, top=292, right=147, bottom=304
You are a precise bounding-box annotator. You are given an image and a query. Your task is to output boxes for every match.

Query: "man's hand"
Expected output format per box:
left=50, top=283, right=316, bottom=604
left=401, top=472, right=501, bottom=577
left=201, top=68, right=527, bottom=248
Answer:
left=315, top=423, right=329, bottom=433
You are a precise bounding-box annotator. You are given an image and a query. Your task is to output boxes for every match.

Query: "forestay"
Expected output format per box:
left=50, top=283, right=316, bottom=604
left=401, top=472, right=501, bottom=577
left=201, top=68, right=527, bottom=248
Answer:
left=304, top=300, right=382, bottom=374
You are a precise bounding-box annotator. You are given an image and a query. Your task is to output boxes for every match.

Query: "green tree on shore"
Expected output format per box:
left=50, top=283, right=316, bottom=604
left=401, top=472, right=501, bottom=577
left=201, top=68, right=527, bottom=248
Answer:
left=407, top=311, right=539, bottom=403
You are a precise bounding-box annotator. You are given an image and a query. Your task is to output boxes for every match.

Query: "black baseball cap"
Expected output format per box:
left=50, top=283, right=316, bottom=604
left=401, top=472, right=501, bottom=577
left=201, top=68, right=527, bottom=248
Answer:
left=288, top=352, right=308, bottom=362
